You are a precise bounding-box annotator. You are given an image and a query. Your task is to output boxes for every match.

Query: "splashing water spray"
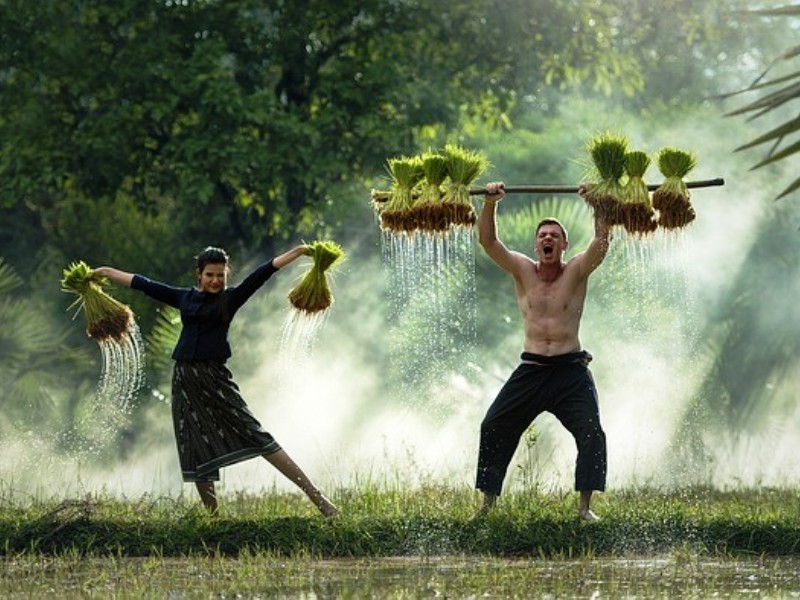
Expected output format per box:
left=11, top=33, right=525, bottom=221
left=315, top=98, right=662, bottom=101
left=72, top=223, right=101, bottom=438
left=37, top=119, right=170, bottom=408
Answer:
left=371, top=140, right=723, bottom=396
left=280, top=241, right=345, bottom=354
left=60, top=261, right=145, bottom=446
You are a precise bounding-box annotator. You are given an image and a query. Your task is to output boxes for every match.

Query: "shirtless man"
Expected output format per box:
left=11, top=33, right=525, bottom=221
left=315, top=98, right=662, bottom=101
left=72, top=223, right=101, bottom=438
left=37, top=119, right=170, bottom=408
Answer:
left=475, top=181, right=612, bottom=521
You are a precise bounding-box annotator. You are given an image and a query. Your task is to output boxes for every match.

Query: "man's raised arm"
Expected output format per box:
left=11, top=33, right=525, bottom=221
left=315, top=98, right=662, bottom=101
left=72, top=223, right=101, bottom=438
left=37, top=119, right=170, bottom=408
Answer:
left=478, top=181, right=520, bottom=274
left=574, top=189, right=613, bottom=278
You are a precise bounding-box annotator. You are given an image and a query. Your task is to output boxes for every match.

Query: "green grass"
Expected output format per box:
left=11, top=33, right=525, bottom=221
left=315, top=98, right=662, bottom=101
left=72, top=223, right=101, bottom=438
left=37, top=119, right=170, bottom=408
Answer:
left=1, top=485, right=799, bottom=559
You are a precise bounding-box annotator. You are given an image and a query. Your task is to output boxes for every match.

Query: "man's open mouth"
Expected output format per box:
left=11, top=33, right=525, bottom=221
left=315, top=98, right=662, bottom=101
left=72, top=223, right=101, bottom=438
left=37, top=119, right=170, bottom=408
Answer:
left=543, top=245, right=554, bottom=256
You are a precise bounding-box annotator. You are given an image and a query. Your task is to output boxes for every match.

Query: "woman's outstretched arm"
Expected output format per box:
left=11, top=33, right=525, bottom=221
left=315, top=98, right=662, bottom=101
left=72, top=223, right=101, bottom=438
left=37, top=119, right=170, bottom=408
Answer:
left=272, top=245, right=309, bottom=269
left=93, top=266, right=134, bottom=288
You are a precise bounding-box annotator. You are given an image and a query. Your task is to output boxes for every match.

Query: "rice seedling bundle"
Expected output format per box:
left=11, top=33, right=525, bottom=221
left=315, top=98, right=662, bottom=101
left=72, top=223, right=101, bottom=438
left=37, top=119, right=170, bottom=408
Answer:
left=379, top=156, right=424, bottom=233
left=409, top=150, right=450, bottom=233
left=61, top=261, right=134, bottom=341
left=583, top=132, right=628, bottom=226
left=288, top=241, right=345, bottom=314
left=441, top=144, right=489, bottom=229
left=621, top=150, right=658, bottom=235
left=652, top=147, right=697, bottom=230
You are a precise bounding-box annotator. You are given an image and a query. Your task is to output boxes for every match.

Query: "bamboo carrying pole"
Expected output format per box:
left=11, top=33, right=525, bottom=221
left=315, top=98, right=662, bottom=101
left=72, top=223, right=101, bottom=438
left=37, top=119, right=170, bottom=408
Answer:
left=371, top=178, right=724, bottom=202
left=466, top=177, right=724, bottom=195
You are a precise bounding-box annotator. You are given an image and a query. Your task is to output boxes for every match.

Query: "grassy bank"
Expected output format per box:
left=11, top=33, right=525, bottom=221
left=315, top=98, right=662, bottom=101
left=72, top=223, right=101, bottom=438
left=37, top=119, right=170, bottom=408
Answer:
left=1, top=485, right=799, bottom=558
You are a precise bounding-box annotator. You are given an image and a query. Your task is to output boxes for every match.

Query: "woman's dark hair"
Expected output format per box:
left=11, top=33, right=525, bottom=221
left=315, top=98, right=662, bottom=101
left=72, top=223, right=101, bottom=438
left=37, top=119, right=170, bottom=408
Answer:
left=195, top=247, right=231, bottom=320
left=195, top=247, right=229, bottom=273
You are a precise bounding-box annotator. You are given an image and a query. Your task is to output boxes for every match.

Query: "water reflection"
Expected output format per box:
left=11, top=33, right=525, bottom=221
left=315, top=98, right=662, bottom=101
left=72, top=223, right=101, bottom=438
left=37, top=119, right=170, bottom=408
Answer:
left=6, top=555, right=800, bottom=598
left=262, top=556, right=800, bottom=598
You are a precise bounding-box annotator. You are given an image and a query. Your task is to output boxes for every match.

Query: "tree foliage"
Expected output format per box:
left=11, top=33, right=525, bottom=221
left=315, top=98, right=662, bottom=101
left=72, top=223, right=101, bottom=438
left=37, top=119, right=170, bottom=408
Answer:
left=0, top=0, right=659, bottom=264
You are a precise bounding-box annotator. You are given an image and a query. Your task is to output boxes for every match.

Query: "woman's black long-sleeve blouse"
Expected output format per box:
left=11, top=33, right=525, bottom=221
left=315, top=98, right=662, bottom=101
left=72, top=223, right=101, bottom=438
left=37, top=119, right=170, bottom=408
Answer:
left=131, top=259, right=279, bottom=361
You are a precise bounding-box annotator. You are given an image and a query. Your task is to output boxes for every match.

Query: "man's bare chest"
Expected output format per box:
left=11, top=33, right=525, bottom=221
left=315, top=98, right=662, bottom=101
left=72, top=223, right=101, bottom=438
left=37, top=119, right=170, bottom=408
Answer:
left=522, top=283, right=573, bottom=315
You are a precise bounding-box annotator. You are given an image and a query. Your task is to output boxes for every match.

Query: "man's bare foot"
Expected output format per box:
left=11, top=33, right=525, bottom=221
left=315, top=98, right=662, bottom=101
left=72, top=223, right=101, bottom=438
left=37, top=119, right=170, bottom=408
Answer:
left=578, top=508, right=600, bottom=522
left=472, top=491, right=497, bottom=518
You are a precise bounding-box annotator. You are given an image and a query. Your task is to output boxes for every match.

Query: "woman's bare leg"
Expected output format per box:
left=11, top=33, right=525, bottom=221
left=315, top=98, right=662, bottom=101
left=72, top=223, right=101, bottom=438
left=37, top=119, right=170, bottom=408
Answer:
left=195, top=481, right=219, bottom=516
left=264, top=449, right=338, bottom=517
left=578, top=490, right=599, bottom=522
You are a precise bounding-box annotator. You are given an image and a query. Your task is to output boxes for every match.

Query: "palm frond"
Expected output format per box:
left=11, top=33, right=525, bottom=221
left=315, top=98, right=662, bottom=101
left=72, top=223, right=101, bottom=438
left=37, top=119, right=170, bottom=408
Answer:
left=0, top=258, right=23, bottom=296
left=499, top=197, right=592, bottom=256
left=7, top=371, right=56, bottom=417
left=146, top=307, right=181, bottom=376
left=0, top=299, right=60, bottom=362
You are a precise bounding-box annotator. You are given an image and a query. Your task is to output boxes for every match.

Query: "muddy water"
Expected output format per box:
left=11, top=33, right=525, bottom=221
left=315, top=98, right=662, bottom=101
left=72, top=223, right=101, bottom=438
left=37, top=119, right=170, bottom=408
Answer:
left=3, top=555, right=800, bottom=598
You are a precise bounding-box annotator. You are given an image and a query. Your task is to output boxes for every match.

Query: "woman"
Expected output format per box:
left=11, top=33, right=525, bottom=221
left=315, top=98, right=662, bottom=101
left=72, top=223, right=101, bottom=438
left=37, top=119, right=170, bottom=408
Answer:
left=95, top=245, right=338, bottom=517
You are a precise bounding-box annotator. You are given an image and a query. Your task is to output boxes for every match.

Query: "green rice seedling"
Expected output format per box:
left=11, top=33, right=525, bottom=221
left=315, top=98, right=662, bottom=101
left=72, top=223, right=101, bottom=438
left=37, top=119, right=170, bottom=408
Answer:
left=380, top=156, right=425, bottom=233
left=653, top=147, right=698, bottom=230
left=410, top=150, right=450, bottom=232
left=621, top=150, right=657, bottom=235
left=442, top=144, right=489, bottom=229
left=583, top=132, right=628, bottom=226
left=288, top=241, right=346, bottom=314
left=61, top=260, right=134, bottom=341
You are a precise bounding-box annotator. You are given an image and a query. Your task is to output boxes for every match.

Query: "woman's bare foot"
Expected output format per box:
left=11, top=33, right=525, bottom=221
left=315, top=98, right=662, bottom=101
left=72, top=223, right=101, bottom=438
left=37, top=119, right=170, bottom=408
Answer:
left=578, top=508, right=600, bottom=522
left=317, top=495, right=339, bottom=519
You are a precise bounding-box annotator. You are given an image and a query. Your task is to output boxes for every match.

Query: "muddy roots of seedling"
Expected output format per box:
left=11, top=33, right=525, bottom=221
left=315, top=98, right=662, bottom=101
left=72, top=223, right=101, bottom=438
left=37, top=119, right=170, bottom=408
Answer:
left=376, top=199, right=476, bottom=234
left=653, top=190, right=696, bottom=230
left=622, top=203, right=658, bottom=235
left=62, top=260, right=138, bottom=343
left=379, top=209, right=418, bottom=233
left=584, top=194, right=624, bottom=227
left=87, top=306, right=135, bottom=342
left=407, top=202, right=476, bottom=232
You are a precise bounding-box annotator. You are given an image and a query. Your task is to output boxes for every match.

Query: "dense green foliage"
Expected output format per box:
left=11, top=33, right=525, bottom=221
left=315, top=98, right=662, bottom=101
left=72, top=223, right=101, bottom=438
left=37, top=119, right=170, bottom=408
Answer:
left=0, top=0, right=654, bottom=268
left=0, top=0, right=782, bottom=269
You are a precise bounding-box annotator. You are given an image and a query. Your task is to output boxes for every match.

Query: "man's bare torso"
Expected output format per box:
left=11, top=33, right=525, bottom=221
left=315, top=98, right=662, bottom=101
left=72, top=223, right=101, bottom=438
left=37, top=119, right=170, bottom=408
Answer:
left=513, top=256, right=588, bottom=356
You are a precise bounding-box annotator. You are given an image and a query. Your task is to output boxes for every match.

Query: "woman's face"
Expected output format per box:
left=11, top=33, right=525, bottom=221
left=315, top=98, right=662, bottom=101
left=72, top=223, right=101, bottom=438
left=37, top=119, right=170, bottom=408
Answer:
left=197, top=262, right=227, bottom=294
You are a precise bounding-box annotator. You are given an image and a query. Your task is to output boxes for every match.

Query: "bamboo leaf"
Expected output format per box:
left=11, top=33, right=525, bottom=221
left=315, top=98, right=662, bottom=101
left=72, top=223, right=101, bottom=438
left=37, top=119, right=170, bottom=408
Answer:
left=725, top=81, right=800, bottom=117
left=720, top=69, right=800, bottom=102
left=744, top=6, right=800, bottom=17
left=776, top=175, right=800, bottom=200
left=734, top=116, right=800, bottom=151
left=776, top=44, right=800, bottom=62
left=748, top=138, right=800, bottom=170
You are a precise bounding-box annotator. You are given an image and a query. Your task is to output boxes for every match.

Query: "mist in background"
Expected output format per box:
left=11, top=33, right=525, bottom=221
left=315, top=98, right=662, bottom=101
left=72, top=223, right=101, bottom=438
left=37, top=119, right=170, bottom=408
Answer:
left=2, top=93, right=797, bottom=503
